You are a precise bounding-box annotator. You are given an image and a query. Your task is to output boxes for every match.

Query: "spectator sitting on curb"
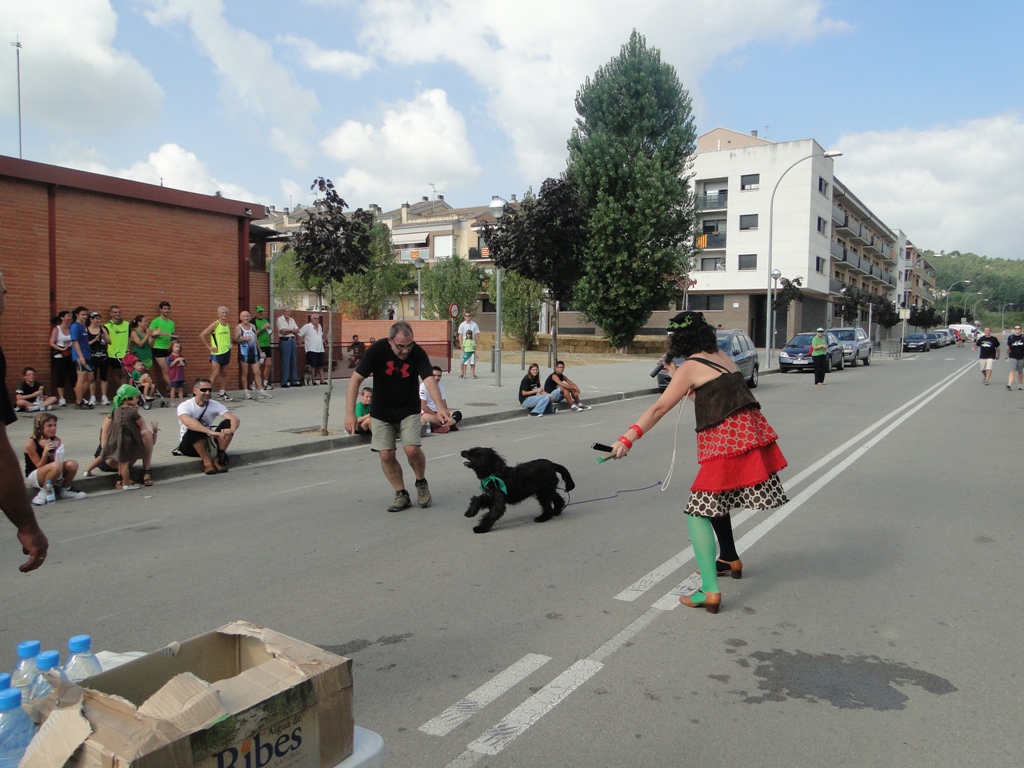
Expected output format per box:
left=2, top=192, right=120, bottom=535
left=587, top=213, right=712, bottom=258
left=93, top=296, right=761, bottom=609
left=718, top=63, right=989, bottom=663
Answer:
left=23, top=412, right=87, bottom=505
left=354, top=387, right=373, bottom=435
left=420, top=366, right=462, bottom=434
left=544, top=360, right=590, bottom=411
left=15, top=367, right=58, bottom=412
left=176, top=377, right=240, bottom=475
left=519, top=363, right=554, bottom=417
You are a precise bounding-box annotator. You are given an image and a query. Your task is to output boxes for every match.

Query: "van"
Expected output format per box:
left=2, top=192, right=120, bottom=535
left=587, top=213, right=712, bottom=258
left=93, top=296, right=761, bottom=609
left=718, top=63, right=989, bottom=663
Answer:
left=948, top=324, right=976, bottom=342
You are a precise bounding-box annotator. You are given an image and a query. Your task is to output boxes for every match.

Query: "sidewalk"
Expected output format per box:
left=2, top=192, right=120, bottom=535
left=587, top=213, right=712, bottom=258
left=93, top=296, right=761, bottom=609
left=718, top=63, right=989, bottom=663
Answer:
left=9, top=356, right=668, bottom=491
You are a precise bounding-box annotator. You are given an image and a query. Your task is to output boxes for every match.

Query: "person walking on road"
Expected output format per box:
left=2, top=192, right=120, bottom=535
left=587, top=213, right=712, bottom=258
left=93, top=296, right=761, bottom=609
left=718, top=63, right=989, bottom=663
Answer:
left=607, top=311, right=788, bottom=614
left=974, top=327, right=1000, bottom=385
left=457, top=312, right=480, bottom=379
left=811, top=327, right=828, bottom=386
left=1005, top=324, right=1024, bottom=391
left=345, top=321, right=449, bottom=512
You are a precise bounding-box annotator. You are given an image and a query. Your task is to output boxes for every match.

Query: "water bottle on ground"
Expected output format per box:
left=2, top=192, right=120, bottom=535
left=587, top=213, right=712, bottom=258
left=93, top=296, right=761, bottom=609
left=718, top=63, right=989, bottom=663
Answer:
left=63, top=635, right=102, bottom=683
left=10, top=641, right=40, bottom=690
left=44, top=480, right=55, bottom=505
left=0, top=688, right=35, bottom=768
left=26, top=651, right=63, bottom=704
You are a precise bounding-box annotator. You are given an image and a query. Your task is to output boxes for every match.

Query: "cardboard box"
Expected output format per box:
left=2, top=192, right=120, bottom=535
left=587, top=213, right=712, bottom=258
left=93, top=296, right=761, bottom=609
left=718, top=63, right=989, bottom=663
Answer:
left=23, top=621, right=353, bottom=768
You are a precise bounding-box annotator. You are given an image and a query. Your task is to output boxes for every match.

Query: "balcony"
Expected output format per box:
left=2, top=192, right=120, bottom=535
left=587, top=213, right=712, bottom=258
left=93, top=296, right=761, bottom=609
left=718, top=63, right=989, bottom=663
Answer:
left=399, top=247, right=431, bottom=261
left=695, top=232, right=726, bottom=250
left=836, top=216, right=862, bottom=240
left=832, top=204, right=846, bottom=226
left=862, top=235, right=882, bottom=257
left=831, top=241, right=867, bottom=274
left=696, top=191, right=728, bottom=211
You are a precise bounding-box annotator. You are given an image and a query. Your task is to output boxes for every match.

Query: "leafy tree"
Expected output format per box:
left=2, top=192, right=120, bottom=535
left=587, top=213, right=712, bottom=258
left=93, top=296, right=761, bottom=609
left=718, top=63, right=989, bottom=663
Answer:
left=909, top=306, right=941, bottom=330
left=772, top=276, right=803, bottom=312
left=293, top=177, right=374, bottom=434
left=566, top=30, right=696, bottom=349
left=420, top=256, right=486, bottom=321
left=335, top=222, right=408, bottom=319
left=869, top=296, right=900, bottom=330
left=836, top=286, right=873, bottom=324
left=272, top=248, right=307, bottom=309
left=499, top=270, right=546, bottom=351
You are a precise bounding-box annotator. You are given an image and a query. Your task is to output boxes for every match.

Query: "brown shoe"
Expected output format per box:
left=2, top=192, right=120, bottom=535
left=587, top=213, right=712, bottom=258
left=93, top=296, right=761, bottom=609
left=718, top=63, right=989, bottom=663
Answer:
left=680, top=591, right=721, bottom=614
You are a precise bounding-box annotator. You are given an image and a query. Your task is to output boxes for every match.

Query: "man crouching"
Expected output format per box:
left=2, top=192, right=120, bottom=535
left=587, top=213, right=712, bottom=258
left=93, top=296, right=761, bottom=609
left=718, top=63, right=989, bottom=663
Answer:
left=176, top=377, right=240, bottom=475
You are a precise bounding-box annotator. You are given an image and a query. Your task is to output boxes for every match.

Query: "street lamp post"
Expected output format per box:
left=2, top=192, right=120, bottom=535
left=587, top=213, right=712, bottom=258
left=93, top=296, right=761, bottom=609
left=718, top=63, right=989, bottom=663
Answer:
left=11, top=37, right=22, bottom=159
left=964, top=291, right=981, bottom=321
left=770, top=268, right=782, bottom=354
left=765, top=149, right=842, bottom=369
left=973, top=297, right=987, bottom=320
left=1002, top=302, right=1014, bottom=332
left=413, top=257, right=425, bottom=319
left=489, top=196, right=507, bottom=387
left=943, top=279, right=970, bottom=326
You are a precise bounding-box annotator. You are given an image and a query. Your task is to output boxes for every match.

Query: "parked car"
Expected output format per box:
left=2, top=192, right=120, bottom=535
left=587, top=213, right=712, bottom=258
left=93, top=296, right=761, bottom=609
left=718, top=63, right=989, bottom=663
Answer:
left=778, top=331, right=844, bottom=373
left=925, top=332, right=942, bottom=349
left=903, top=333, right=930, bottom=352
left=656, top=329, right=760, bottom=392
left=831, top=327, right=872, bottom=366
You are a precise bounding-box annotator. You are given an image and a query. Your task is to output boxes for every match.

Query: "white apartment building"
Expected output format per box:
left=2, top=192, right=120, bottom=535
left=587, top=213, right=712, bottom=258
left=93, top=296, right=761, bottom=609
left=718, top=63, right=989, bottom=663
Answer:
left=687, top=128, right=903, bottom=346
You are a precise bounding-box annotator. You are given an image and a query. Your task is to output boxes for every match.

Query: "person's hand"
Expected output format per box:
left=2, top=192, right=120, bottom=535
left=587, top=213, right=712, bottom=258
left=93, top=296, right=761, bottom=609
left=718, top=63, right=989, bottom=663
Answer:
left=18, top=527, right=49, bottom=573
left=609, top=438, right=629, bottom=460
left=344, top=414, right=357, bottom=435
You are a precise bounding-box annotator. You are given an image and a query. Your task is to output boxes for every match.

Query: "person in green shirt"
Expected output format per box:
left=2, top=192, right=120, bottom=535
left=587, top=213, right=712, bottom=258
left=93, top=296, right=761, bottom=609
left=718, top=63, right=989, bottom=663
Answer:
left=200, top=306, right=234, bottom=400
left=811, top=327, right=829, bottom=386
left=105, top=305, right=130, bottom=388
left=149, top=301, right=175, bottom=394
left=252, top=305, right=273, bottom=391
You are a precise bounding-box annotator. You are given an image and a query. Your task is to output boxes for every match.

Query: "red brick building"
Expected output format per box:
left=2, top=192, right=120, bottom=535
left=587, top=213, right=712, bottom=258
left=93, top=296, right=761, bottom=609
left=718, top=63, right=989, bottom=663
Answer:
left=0, top=155, right=267, bottom=389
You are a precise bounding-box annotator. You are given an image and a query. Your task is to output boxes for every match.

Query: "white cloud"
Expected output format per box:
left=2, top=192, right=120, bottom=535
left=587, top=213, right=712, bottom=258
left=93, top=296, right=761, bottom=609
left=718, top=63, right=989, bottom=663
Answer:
left=278, top=35, right=375, bottom=78
left=142, top=0, right=319, bottom=165
left=353, top=0, right=848, bottom=184
left=321, top=88, right=481, bottom=205
left=836, top=115, right=1024, bottom=260
left=0, top=0, right=161, bottom=132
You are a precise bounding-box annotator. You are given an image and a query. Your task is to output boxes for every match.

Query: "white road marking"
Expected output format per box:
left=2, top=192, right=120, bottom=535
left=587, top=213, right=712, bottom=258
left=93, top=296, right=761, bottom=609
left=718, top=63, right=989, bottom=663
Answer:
left=268, top=479, right=336, bottom=495
left=420, top=653, right=551, bottom=737
left=58, top=520, right=163, bottom=543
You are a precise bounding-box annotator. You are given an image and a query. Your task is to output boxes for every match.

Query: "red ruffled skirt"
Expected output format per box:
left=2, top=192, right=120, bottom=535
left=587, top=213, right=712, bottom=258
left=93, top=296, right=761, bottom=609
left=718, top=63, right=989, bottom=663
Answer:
left=690, top=407, right=787, bottom=494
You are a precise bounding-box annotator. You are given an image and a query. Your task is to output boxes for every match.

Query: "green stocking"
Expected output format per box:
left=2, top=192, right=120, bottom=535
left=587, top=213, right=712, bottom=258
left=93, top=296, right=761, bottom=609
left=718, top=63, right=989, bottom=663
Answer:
left=688, top=514, right=720, bottom=600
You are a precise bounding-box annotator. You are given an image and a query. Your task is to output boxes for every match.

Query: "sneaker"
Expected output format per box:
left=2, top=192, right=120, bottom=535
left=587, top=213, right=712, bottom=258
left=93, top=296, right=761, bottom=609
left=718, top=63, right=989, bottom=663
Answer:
left=265, top=383, right=274, bottom=391
left=1008, top=385, right=1012, bottom=391
left=257, top=391, right=273, bottom=399
left=101, top=396, right=110, bottom=406
left=244, top=391, right=252, bottom=399
left=217, top=391, right=233, bottom=401
left=249, top=383, right=257, bottom=391
left=58, top=398, right=66, bottom=407
left=1019, top=386, right=1023, bottom=391
left=31, top=489, right=48, bottom=506
left=387, top=491, right=412, bottom=512
left=74, top=402, right=90, bottom=410
left=415, top=478, right=432, bottom=508
left=578, top=403, right=591, bottom=410
left=121, top=484, right=141, bottom=491
left=57, top=486, right=87, bottom=500
left=88, top=396, right=97, bottom=406
left=27, top=405, right=41, bottom=412
left=570, top=404, right=581, bottom=412
left=532, top=412, right=544, bottom=417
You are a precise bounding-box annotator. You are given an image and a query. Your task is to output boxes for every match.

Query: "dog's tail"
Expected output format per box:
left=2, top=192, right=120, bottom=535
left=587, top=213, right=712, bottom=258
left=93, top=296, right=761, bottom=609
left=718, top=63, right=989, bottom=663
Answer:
left=554, top=464, right=575, bottom=493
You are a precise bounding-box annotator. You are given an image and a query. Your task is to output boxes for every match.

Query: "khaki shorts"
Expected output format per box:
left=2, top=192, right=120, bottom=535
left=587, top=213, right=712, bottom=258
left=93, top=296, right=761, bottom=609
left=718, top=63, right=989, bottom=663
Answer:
left=979, top=359, right=995, bottom=372
left=370, top=413, right=422, bottom=452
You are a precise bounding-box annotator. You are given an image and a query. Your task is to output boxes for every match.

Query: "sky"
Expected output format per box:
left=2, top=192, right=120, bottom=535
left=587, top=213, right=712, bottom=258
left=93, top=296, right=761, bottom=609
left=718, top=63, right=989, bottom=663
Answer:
left=1, top=0, right=1022, bottom=260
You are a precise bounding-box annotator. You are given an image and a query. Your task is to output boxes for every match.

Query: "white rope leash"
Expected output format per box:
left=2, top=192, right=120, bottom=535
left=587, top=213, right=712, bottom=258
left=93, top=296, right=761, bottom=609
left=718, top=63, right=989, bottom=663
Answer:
left=660, top=389, right=691, bottom=492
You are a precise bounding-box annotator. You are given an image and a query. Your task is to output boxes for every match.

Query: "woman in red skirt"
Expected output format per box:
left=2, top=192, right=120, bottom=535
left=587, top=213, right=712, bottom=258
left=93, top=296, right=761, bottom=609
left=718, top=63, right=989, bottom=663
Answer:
left=609, top=311, right=787, bottom=613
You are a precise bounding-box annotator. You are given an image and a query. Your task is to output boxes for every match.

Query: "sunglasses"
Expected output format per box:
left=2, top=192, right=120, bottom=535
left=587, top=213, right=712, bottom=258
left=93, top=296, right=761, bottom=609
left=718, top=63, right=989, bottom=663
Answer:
left=197, top=387, right=213, bottom=393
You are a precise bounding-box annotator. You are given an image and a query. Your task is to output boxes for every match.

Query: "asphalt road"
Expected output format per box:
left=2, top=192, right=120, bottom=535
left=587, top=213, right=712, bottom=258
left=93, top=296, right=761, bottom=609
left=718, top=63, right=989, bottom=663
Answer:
left=4, top=344, right=1020, bottom=767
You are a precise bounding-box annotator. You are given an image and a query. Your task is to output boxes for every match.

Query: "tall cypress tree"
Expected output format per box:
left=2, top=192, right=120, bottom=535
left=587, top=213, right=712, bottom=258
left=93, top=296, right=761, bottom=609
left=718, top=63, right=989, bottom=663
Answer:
left=567, top=30, right=696, bottom=349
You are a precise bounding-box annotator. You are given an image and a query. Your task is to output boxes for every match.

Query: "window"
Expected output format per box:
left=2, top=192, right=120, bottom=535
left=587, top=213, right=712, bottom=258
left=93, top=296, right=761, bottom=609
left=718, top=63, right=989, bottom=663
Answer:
left=815, top=257, right=826, bottom=274
left=739, top=214, right=758, bottom=231
left=690, top=294, right=725, bottom=311
left=818, top=176, right=829, bottom=196
left=738, top=254, right=757, bottom=270
left=817, top=217, right=827, bottom=235
left=700, top=256, right=725, bottom=271
left=740, top=174, right=760, bottom=191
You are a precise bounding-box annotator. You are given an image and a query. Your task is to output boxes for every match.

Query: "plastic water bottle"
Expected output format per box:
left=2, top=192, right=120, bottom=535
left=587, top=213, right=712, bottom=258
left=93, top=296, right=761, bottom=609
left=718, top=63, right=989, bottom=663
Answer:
left=0, top=688, right=35, bottom=768
left=10, top=641, right=40, bottom=690
left=26, top=651, right=63, bottom=704
left=44, top=480, right=55, bottom=505
left=63, top=635, right=102, bottom=683
left=0, top=674, right=8, bottom=691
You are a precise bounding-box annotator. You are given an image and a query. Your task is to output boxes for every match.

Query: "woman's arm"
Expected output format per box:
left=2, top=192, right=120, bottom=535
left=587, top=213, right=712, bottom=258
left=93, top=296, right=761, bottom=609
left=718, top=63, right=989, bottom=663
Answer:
left=23, top=437, right=49, bottom=470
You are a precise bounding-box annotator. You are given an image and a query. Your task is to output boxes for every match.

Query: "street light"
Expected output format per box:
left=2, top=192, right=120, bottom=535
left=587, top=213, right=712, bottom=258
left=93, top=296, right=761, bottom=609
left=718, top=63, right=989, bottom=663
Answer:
left=1002, top=302, right=1015, bottom=332
left=964, top=291, right=981, bottom=319
left=943, top=279, right=970, bottom=326
left=771, top=268, right=782, bottom=352
left=489, top=195, right=507, bottom=387
left=11, top=37, right=22, bottom=159
left=973, top=297, right=987, bottom=320
left=765, top=149, right=842, bottom=369
left=413, top=257, right=425, bottom=319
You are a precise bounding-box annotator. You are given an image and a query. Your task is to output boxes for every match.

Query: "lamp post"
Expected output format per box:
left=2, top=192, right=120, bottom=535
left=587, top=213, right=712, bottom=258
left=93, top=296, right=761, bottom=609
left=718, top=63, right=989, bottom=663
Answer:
left=973, top=297, right=987, bottom=321
left=963, top=291, right=981, bottom=321
left=489, top=196, right=507, bottom=387
left=413, top=257, right=425, bottom=319
left=770, top=268, right=782, bottom=353
left=943, top=279, right=970, bottom=326
left=11, top=37, right=22, bottom=159
left=765, top=149, right=842, bottom=368
left=1002, top=302, right=1014, bottom=332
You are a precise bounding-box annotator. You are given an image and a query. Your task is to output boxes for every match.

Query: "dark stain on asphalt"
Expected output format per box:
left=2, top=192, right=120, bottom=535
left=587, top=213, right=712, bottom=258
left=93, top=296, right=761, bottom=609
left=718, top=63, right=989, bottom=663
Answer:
left=738, top=649, right=957, bottom=709
left=377, top=633, right=413, bottom=646
left=322, top=640, right=372, bottom=656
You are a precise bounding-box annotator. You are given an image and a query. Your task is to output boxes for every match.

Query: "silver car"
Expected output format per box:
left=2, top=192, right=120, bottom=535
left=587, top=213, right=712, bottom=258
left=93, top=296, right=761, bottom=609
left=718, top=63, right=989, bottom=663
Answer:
left=831, top=327, right=872, bottom=366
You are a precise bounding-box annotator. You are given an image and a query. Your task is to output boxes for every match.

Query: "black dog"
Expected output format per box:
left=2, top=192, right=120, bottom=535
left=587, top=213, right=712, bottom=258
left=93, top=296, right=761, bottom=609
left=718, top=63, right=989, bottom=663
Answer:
left=460, top=447, right=575, bottom=533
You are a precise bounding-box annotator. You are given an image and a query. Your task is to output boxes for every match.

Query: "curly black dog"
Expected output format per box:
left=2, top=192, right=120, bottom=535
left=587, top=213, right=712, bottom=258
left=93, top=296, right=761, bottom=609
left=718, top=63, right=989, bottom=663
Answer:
left=461, top=447, right=575, bottom=533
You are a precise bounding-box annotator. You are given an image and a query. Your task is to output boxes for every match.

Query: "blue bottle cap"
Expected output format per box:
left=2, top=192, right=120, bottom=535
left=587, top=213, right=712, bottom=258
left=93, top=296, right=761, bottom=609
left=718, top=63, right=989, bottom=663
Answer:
left=0, top=672, right=10, bottom=690
left=36, top=650, right=60, bottom=671
left=0, top=687, right=22, bottom=710
left=16, top=640, right=41, bottom=659
left=68, top=635, right=92, bottom=654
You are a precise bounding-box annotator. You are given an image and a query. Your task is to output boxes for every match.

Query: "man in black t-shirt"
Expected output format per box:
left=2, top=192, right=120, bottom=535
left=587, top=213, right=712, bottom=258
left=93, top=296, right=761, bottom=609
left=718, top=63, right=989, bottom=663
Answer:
left=1005, top=324, right=1024, bottom=391
left=974, top=327, right=1000, bottom=385
left=345, top=321, right=450, bottom=512
left=0, top=271, right=49, bottom=572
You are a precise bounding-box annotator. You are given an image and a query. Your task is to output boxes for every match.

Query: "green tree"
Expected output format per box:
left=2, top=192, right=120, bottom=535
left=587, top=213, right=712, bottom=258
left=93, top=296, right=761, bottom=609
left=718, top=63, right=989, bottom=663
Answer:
left=272, top=248, right=307, bottom=309
left=869, top=296, right=900, bottom=330
left=335, top=222, right=408, bottom=319
left=836, top=286, right=871, bottom=324
left=566, top=30, right=696, bottom=349
left=293, top=177, right=374, bottom=434
left=772, top=276, right=804, bottom=312
left=499, top=270, right=546, bottom=351
left=909, top=306, right=940, bottom=330
left=420, top=256, right=486, bottom=321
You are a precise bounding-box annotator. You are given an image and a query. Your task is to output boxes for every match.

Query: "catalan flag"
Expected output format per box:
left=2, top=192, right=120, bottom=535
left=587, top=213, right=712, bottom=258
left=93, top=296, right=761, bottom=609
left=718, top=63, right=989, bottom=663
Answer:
left=695, top=233, right=707, bottom=249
